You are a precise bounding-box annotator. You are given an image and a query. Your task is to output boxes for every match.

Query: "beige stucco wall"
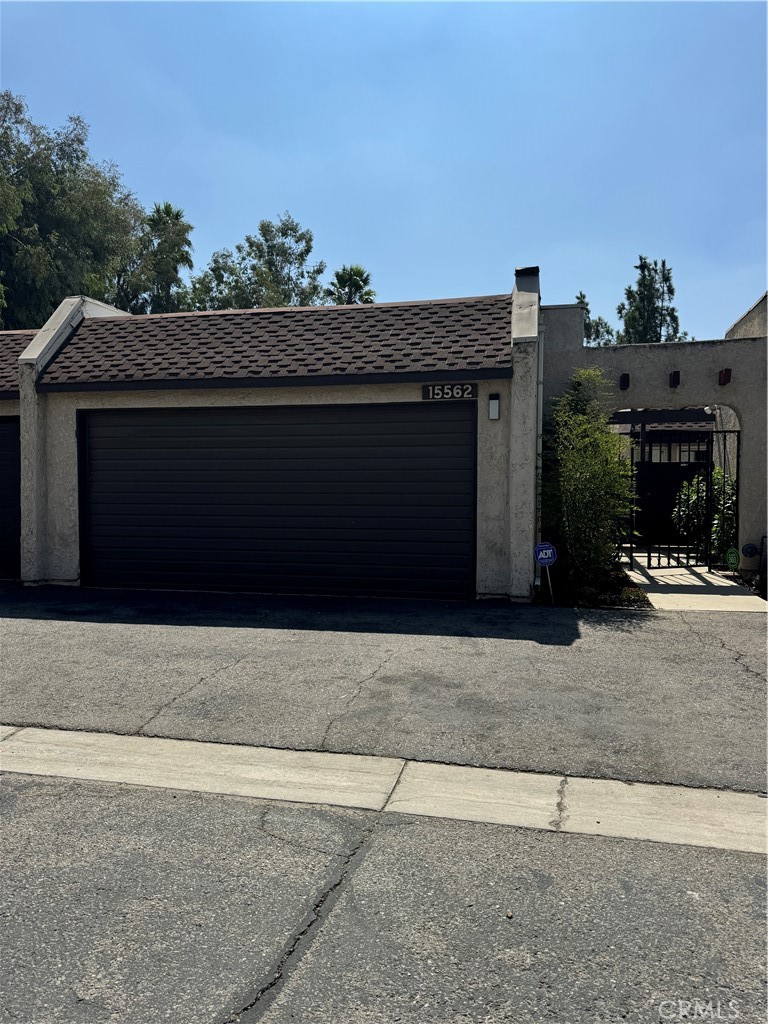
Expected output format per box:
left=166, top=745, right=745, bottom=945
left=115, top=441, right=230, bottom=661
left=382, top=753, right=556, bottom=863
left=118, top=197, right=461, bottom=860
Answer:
left=509, top=339, right=539, bottom=598
left=725, top=294, right=766, bottom=340
left=541, top=305, right=767, bottom=558
left=26, top=375, right=537, bottom=598
left=0, top=399, right=20, bottom=416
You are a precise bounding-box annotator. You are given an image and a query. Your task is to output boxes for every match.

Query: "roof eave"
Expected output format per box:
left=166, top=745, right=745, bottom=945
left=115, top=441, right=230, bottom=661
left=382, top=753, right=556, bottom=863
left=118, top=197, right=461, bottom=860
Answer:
left=36, top=366, right=514, bottom=394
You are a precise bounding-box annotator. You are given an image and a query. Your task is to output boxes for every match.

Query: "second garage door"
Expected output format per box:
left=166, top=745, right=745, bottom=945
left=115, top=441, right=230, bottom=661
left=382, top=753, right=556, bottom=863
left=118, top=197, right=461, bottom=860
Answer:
left=0, top=416, right=21, bottom=579
left=79, top=402, right=477, bottom=597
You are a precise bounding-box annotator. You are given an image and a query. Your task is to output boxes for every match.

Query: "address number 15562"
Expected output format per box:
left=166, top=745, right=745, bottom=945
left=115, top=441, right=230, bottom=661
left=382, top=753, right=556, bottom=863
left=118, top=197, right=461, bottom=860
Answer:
left=422, top=383, right=478, bottom=401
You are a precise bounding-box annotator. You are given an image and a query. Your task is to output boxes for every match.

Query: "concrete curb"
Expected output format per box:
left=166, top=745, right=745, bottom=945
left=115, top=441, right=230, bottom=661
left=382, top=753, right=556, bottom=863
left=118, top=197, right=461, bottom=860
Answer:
left=1, top=725, right=764, bottom=854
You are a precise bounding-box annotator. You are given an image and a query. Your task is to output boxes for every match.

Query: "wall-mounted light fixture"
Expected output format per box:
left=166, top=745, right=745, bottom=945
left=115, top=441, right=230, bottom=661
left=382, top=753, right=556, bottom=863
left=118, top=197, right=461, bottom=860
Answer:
left=669, top=370, right=680, bottom=388
left=489, top=393, right=500, bottom=420
left=619, top=373, right=630, bottom=391
left=719, top=368, right=732, bottom=385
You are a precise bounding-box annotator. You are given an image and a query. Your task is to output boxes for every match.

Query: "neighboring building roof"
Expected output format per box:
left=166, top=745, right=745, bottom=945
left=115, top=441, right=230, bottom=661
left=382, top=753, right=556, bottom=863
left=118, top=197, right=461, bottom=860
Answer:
left=37, top=295, right=513, bottom=392
left=725, top=293, right=767, bottom=341
left=0, top=330, right=36, bottom=399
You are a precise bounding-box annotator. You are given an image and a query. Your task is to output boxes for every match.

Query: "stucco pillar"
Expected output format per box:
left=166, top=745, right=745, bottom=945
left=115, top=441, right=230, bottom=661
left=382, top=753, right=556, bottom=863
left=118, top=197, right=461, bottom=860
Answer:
left=508, top=340, right=539, bottom=597
left=19, top=361, right=47, bottom=581
left=18, top=295, right=126, bottom=583
left=734, top=400, right=767, bottom=562
left=509, top=267, right=541, bottom=599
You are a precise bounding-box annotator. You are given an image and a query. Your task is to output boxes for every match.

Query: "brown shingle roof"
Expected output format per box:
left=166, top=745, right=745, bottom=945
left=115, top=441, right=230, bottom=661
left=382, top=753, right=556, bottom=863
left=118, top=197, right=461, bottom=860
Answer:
left=38, top=295, right=512, bottom=392
left=0, top=330, right=36, bottom=399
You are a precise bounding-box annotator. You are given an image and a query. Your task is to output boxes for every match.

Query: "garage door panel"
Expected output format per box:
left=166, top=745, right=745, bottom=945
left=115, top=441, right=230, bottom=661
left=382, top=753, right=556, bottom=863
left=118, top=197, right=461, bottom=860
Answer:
left=90, top=462, right=479, bottom=481
left=86, top=537, right=474, bottom=559
left=84, top=565, right=472, bottom=590
left=86, top=483, right=473, bottom=500
left=87, top=494, right=475, bottom=511
left=87, top=406, right=470, bottom=431
left=86, top=422, right=473, bottom=440
left=90, top=523, right=474, bottom=541
left=87, top=440, right=476, bottom=459
left=0, top=540, right=20, bottom=573
left=81, top=403, right=477, bottom=597
left=0, top=417, right=21, bottom=579
left=87, top=556, right=474, bottom=576
left=88, top=509, right=474, bottom=527
left=87, top=468, right=479, bottom=489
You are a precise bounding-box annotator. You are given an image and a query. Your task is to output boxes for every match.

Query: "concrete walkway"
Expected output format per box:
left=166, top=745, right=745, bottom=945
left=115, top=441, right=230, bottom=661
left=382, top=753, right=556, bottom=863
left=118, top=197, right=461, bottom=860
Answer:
left=628, top=556, right=767, bottom=611
left=1, top=724, right=764, bottom=855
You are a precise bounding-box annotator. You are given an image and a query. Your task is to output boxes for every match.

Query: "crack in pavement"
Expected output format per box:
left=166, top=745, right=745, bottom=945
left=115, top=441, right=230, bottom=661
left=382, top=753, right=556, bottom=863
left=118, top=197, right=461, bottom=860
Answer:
left=223, top=821, right=376, bottom=1023
left=136, top=652, right=256, bottom=735
left=549, top=776, right=569, bottom=831
left=319, top=651, right=396, bottom=751
left=679, top=613, right=766, bottom=684
left=382, top=759, right=408, bottom=811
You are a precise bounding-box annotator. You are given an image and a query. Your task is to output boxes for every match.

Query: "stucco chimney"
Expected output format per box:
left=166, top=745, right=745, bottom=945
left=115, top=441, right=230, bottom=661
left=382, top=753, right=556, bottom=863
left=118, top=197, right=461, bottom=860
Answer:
left=512, top=266, right=540, bottom=343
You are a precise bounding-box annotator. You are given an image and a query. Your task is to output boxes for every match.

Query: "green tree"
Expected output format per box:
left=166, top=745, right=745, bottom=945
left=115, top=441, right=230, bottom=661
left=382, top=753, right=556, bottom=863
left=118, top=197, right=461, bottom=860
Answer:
left=180, top=212, right=326, bottom=311
left=95, top=201, right=194, bottom=314
left=576, top=291, right=615, bottom=346
left=0, top=91, right=139, bottom=329
left=616, top=255, right=690, bottom=344
left=324, top=264, right=376, bottom=305
left=543, top=368, right=634, bottom=592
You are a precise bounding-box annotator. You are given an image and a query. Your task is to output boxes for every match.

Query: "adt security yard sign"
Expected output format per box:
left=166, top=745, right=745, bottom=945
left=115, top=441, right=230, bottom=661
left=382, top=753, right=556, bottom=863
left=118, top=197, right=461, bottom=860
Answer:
left=534, top=543, right=558, bottom=567
left=535, top=543, right=557, bottom=603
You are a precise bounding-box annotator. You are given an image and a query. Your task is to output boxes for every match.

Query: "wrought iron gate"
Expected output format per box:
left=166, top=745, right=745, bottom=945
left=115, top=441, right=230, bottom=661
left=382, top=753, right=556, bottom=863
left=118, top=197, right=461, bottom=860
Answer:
left=627, top=428, right=740, bottom=570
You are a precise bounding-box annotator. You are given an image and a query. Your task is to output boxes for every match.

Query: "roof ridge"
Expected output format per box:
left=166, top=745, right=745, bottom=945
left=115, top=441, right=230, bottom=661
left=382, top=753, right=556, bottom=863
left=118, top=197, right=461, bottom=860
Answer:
left=79, top=293, right=512, bottom=325
left=1, top=294, right=512, bottom=333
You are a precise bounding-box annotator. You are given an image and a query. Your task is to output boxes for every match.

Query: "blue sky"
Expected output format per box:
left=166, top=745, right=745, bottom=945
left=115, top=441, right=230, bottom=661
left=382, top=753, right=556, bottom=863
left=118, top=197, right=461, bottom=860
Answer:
left=1, top=2, right=765, bottom=337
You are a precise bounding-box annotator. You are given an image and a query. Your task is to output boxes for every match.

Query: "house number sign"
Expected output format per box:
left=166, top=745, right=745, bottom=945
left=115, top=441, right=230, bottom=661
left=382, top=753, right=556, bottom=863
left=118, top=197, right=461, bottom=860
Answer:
left=422, top=383, right=477, bottom=401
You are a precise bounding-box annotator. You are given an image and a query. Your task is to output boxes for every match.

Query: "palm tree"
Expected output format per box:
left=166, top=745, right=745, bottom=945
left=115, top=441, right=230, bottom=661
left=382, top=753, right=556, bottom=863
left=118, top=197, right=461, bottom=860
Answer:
left=146, top=202, right=194, bottom=313
left=324, top=264, right=376, bottom=305
left=103, top=202, right=194, bottom=314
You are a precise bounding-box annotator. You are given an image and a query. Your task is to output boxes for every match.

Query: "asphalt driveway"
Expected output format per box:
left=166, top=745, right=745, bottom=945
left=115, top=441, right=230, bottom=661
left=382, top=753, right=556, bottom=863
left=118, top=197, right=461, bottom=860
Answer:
left=1, top=585, right=765, bottom=792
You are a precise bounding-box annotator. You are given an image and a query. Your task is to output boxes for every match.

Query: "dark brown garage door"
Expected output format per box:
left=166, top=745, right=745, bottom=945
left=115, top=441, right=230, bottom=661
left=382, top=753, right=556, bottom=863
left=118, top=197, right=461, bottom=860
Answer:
left=0, top=416, right=21, bottom=579
left=79, top=403, right=477, bottom=597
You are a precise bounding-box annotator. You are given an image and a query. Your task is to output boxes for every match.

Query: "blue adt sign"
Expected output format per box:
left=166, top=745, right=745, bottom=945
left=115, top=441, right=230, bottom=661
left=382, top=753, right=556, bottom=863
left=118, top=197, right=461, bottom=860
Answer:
left=534, top=543, right=558, bottom=567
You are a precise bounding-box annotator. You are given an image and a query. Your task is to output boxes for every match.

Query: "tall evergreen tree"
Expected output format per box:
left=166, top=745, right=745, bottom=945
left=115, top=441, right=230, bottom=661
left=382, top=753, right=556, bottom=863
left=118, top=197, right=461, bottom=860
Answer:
left=576, top=291, right=615, bottom=346
left=616, top=256, right=689, bottom=344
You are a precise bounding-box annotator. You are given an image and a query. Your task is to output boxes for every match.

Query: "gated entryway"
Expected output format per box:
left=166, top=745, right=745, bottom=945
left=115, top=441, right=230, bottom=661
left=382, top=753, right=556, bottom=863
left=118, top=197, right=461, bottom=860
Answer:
left=616, top=411, right=740, bottom=570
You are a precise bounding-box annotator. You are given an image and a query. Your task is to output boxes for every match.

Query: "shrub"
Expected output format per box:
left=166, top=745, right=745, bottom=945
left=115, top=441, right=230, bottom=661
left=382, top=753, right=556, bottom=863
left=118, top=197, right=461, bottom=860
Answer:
left=672, top=468, right=737, bottom=563
left=543, top=368, right=634, bottom=592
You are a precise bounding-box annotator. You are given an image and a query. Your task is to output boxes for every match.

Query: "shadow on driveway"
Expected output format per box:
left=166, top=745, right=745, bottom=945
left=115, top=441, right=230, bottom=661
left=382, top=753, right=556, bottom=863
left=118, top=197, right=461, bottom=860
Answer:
left=0, top=583, right=655, bottom=646
left=2, top=584, right=763, bottom=791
